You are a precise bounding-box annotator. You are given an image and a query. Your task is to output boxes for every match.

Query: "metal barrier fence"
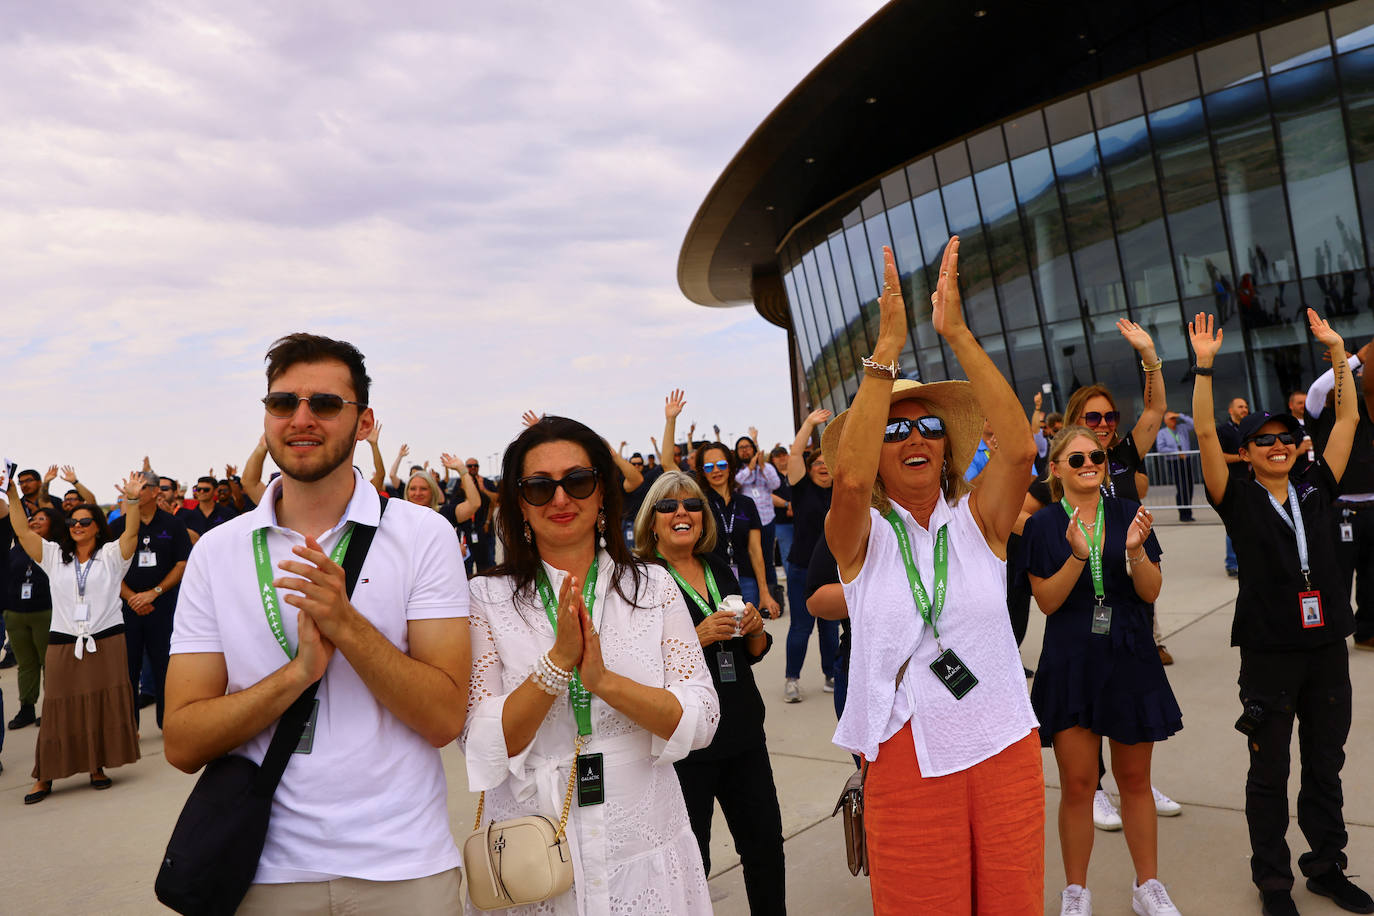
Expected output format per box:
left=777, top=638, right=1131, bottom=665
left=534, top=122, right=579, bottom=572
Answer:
left=1141, top=450, right=1213, bottom=517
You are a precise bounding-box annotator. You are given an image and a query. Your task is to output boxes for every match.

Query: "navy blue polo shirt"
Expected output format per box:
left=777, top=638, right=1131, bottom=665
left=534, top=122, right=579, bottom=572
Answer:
left=110, top=509, right=192, bottom=612
left=177, top=503, right=237, bottom=538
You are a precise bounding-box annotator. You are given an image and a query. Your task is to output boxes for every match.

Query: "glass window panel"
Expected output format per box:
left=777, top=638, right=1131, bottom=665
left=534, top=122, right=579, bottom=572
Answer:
left=1332, top=0, right=1374, bottom=53
left=1053, top=133, right=1127, bottom=314
left=801, top=245, right=848, bottom=400
left=936, top=143, right=971, bottom=183
left=880, top=169, right=912, bottom=206
left=878, top=201, right=933, bottom=376
left=786, top=256, right=827, bottom=382
left=909, top=191, right=950, bottom=378
left=860, top=189, right=885, bottom=220
left=1245, top=290, right=1327, bottom=411
left=1142, top=56, right=1200, bottom=111
left=845, top=221, right=878, bottom=304
left=812, top=240, right=865, bottom=397
left=827, top=230, right=870, bottom=355
left=1090, top=76, right=1144, bottom=128
left=968, top=127, right=1006, bottom=171
left=1341, top=47, right=1374, bottom=272
left=1149, top=99, right=1235, bottom=300
left=841, top=205, right=863, bottom=230
left=974, top=162, right=1041, bottom=329
left=1011, top=148, right=1078, bottom=322
left=1083, top=311, right=1153, bottom=425
left=1005, top=113, right=1048, bottom=158
left=1127, top=301, right=1192, bottom=404
left=1198, top=35, right=1263, bottom=93
left=1270, top=60, right=1365, bottom=278
left=906, top=157, right=938, bottom=197
left=1097, top=116, right=1178, bottom=306
left=940, top=176, right=1003, bottom=337
left=1046, top=94, right=1093, bottom=144
left=1262, top=13, right=1332, bottom=75
left=1005, top=331, right=1051, bottom=411
left=1041, top=319, right=1093, bottom=405
left=1204, top=79, right=1298, bottom=330
left=1182, top=294, right=1254, bottom=410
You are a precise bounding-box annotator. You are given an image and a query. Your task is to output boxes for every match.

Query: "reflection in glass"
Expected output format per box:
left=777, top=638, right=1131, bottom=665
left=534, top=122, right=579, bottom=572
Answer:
left=974, top=162, right=1041, bottom=329
left=1040, top=320, right=1093, bottom=405
left=1340, top=47, right=1374, bottom=282
left=1098, top=117, right=1178, bottom=306
left=1005, top=328, right=1052, bottom=410
left=1053, top=133, right=1126, bottom=313
left=940, top=176, right=1003, bottom=337
left=1011, top=149, right=1078, bottom=322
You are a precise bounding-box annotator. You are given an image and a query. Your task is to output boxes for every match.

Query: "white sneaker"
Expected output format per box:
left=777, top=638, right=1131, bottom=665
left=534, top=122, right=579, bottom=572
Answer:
left=1152, top=786, right=1182, bottom=816
left=1061, top=884, right=1092, bottom=915
left=783, top=679, right=801, bottom=703
left=1093, top=789, right=1122, bottom=831
left=822, top=676, right=835, bottom=693
left=1132, top=878, right=1181, bottom=915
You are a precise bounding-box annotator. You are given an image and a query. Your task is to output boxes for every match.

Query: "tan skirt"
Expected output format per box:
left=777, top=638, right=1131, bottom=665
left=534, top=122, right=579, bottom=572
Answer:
left=33, top=630, right=141, bottom=781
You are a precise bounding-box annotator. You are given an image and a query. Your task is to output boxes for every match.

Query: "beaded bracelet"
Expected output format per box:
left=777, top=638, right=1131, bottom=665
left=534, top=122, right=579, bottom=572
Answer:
left=542, top=651, right=572, bottom=680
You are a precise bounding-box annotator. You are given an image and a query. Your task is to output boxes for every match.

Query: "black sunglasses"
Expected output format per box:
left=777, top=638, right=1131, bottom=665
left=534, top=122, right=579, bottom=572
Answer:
left=262, top=392, right=365, bottom=419
left=518, top=467, right=599, bottom=506
left=193, top=486, right=212, bottom=493
left=883, top=416, right=946, bottom=443
left=66, top=517, right=97, bottom=528
left=1082, top=410, right=1120, bottom=427
left=1246, top=432, right=1296, bottom=447
left=158, top=485, right=173, bottom=491
left=1062, top=449, right=1108, bottom=469
left=654, top=497, right=704, bottom=514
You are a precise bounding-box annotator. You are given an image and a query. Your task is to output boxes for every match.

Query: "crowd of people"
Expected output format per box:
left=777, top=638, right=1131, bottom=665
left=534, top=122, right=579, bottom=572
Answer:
left=1, top=236, right=1373, bottom=916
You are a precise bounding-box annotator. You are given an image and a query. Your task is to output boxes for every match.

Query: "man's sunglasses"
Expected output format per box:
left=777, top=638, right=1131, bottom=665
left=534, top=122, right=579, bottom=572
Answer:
left=883, top=416, right=946, bottom=443
left=158, top=485, right=174, bottom=491
left=654, top=497, right=704, bottom=514
left=701, top=460, right=730, bottom=472
left=630, top=461, right=644, bottom=468
left=1082, top=411, right=1120, bottom=427
left=193, top=485, right=212, bottom=493
left=518, top=467, right=599, bottom=506
left=1246, top=432, right=1296, bottom=447
left=1061, top=449, right=1107, bottom=469
left=66, top=517, right=97, bottom=528
left=262, top=392, right=365, bottom=419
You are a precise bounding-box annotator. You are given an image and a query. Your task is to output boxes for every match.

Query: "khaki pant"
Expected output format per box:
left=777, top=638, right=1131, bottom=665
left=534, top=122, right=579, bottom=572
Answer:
left=4, top=608, right=51, bottom=707
left=236, top=867, right=462, bottom=915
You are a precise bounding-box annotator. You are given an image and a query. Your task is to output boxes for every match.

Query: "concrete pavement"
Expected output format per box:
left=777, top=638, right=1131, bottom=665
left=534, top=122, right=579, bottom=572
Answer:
left=3, top=517, right=1373, bottom=914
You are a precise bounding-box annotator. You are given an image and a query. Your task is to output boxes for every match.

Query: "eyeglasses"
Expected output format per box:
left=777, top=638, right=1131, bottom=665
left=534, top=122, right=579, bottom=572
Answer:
left=883, top=416, right=946, bottom=443
left=653, top=497, right=704, bottom=514
left=262, top=392, right=365, bottom=419
left=700, top=460, right=730, bottom=472
left=193, top=486, right=212, bottom=493
left=1082, top=411, right=1120, bottom=427
left=1246, top=432, right=1296, bottom=447
left=158, top=485, right=173, bottom=491
left=518, top=467, right=599, bottom=506
left=66, top=518, right=97, bottom=529
left=1061, top=450, right=1107, bottom=469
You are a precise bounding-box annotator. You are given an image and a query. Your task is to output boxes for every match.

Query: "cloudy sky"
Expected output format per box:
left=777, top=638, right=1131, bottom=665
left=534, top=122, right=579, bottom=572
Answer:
left=4, top=0, right=883, bottom=498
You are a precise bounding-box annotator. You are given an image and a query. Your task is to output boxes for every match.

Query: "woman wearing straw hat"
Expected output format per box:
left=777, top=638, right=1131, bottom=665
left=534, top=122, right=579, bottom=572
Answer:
left=825, top=238, right=1043, bottom=913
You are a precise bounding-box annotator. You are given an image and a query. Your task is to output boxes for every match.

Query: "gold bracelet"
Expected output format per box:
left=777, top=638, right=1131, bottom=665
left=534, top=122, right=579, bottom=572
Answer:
left=1140, top=358, right=1163, bottom=372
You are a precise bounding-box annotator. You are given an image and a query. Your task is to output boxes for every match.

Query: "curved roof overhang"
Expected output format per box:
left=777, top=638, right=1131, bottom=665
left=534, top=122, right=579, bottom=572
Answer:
left=679, top=0, right=1333, bottom=328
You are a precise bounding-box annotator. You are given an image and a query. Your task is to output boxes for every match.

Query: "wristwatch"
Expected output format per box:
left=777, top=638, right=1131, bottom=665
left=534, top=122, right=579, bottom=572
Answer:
left=153, top=586, right=163, bottom=595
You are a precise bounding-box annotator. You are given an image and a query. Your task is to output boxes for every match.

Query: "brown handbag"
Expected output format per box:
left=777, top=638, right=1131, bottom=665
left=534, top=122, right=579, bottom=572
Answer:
left=832, top=761, right=870, bottom=876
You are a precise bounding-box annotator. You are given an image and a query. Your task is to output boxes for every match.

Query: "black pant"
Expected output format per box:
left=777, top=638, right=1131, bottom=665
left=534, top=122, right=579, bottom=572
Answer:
left=1168, top=457, right=1194, bottom=521
left=123, top=601, right=174, bottom=730
left=1341, top=507, right=1374, bottom=640
left=675, top=745, right=786, bottom=915
left=1005, top=533, right=1030, bottom=647
left=1238, top=641, right=1352, bottom=891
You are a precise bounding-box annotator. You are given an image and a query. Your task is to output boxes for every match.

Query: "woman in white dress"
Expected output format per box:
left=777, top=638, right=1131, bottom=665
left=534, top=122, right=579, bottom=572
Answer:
left=462, top=415, right=720, bottom=916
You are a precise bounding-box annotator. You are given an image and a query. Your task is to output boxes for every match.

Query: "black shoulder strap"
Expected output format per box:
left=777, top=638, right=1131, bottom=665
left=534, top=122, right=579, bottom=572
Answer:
left=254, top=494, right=389, bottom=795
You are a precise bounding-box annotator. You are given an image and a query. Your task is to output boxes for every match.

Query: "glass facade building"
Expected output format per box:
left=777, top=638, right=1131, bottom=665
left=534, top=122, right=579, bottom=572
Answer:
left=778, top=3, right=1374, bottom=423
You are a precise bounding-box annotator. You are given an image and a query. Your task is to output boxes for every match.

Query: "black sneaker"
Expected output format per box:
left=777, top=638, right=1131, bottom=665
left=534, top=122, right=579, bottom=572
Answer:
left=0, top=648, right=15, bottom=669
left=7, top=704, right=36, bottom=730
left=1307, top=869, right=1374, bottom=913
left=1260, top=890, right=1299, bottom=916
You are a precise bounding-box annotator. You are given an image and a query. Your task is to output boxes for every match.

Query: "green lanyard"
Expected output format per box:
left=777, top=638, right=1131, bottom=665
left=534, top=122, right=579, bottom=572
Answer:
left=882, top=510, right=949, bottom=645
left=1061, top=497, right=1106, bottom=603
left=535, top=558, right=600, bottom=736
left=657, top=553, right=721, bottom=619
left=253, top=523, right=356, bottom=659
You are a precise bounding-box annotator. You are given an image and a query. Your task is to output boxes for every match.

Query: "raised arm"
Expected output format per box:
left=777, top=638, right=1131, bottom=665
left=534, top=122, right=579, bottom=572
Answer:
left=1309, top=310, right=1357, bottom=482
left=6, top=480, right=42, bottom=562
left=1188, top=313, right=1230, bottom=505
left=441, top=453, right=482, bottom=523
left=60, top=466, right=95, bottom=505
left=1363, top=342, right=1374, bottom=420
left=388, top=443, right=408, bottom=491
left=827, top=247, right=906, bottom=581
left=116, top=473, right=144, bottom=560
left=660, top=389, right=685, bottom=468
left=365, top=424, right=386, bottom=494
left=1117, top=318, right=1167, bottom=460
left=242, top=435, right=269, bottom=504
left=786, top=409, right=832, bottom=485
left=606, top=439, right=643, bottom=492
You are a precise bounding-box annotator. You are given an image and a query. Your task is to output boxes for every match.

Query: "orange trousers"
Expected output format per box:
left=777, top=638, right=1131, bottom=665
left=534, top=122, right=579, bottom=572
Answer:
left=866, top=726, right=1044, bottom=915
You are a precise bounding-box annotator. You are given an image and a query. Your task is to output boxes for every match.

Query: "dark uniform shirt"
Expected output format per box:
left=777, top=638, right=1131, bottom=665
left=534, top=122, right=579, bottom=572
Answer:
left=8, top=543, right=52, bottom=611
left=176, top=503, right=237, bottom=538
left=705, top=490, right=762, bottom=579
left=787, top=476, right=832, bottom=569
left=110, top=509, right=193, bottom=613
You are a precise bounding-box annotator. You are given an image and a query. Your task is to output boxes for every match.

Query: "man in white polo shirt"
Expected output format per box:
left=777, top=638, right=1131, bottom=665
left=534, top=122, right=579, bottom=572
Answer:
left=163, top=333, right=471, bottom=914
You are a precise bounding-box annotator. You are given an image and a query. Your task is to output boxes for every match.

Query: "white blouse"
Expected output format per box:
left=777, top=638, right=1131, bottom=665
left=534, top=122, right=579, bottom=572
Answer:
left=462, top=554, right=719, bottom=916
left=40, top=540, right=133, bottom=658
left=835, top=495, right=1038, bottom=774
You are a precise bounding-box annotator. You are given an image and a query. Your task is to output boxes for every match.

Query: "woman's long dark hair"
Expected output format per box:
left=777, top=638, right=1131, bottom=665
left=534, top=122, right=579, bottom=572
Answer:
left=485, top=416, right=644, bottom=605
left=58, top=503, right=113, bottom=564
left=693, top=441, right=739, bottom=497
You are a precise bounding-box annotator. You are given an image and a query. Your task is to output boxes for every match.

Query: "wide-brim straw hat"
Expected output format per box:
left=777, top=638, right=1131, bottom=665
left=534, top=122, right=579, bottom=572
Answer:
left=820, top=379, right=984, bottom=482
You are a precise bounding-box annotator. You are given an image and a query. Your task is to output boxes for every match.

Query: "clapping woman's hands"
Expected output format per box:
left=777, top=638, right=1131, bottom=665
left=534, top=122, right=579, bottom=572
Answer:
left=577, top=601, right=607, bottom=694
left=1124, top=507, right=1154, bottom=552
left=548, top=574, right=585, bottom=673
left=875, top=246, right=908, bottom=353
left=1064, top=506, right=1090, bottom=559
left=931, top=237, right=968, bottom=341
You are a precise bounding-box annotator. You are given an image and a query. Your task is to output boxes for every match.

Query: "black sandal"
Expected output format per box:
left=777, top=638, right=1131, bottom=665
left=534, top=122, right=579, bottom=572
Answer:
left=24, top=782, right=52, bottom=804
left=90, top=774, right=113, bottom=790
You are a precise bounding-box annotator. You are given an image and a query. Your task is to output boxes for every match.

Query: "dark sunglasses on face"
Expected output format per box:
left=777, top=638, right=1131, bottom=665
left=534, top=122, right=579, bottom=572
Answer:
left=66, top=517, right=97, bottom=528
left=701, top=460, right=730, bottom=472
left=1061, top=449, right=1108, bottom=469
left=159, top=485, right=173, bottom=491
left=518, top=467, right=599, bottom=506
left=654, top=497, right=704, bottom=514
left=262, top=391, right=365, bottom=419
left=466, top=464, right=478, bottom=470
left=1082, top=411, right=1120, bottom=427
left=1246, top=432, right=1296, bottom=447
left=883, top=416, right=947, bottom=443
left=193, top=486, right=212, bottom=493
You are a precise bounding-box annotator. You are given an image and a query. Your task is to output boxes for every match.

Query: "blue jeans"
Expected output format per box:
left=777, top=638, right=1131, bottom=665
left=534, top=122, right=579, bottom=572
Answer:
left=1226, top=534, right=1237, bottom=572
left=739, top=575, right=760, bottom=609
left=784, top=562, right=839, bottom=680
left=773, top=522, right=794, bottom=570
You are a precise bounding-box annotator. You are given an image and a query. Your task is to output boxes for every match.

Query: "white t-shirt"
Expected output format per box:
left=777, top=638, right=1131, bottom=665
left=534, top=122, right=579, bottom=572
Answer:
left=171, top=471, right=470, bottom=883
left=41, top=539, right=133, bottom=652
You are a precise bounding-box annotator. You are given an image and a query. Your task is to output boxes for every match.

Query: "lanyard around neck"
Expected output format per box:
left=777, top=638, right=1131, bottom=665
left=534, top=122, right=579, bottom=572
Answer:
left=74, top=556, right=97, bottom=599
left=882, top=509, right=949, bottom=645
left=535, top=557, right=600, bottom=736
left=253, top=524, right=356, bottom=660
left=1061, top=497, right=1106, bottom=603
left=1265, top=483, right=1311, bottom=588
left=658, top=553, right=721, bottom=618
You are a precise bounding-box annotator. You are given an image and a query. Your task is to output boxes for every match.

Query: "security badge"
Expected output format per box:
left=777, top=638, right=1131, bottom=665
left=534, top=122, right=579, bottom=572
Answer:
left=576, top=752, right=605, bottom=807
left=138, top=536, right=157, bottom=568
left=716, top=649, right=737, bottom=684
left=1091, top=604, right=1113, bottom=636
left=930, top=648, right=978, bottom=699
left=1300, top=590, right=1324, bottom=629
left=20, top=573, right=32, bottom=600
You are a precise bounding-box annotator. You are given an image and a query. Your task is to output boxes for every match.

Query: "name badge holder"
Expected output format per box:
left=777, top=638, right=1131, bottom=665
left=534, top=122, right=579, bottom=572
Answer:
left=20, top=580, right=33, bottom=601
left=1062, top=498, right=1111, bottom=636
left=74, top=555, right=97, bottom=623
left=1268, top=483, right=1322, bottom=630
left=659, top=555, right=738, bottom=683
left=716, top=649, right=738, bottom=684
left=1340, top=510, right=1354, bottom=544
left=882, top=510, right=976, bottom=700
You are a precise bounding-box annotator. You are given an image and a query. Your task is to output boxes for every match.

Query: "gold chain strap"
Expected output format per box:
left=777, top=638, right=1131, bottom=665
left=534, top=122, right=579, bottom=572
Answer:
left=472, top=733, right=587, bottom=839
